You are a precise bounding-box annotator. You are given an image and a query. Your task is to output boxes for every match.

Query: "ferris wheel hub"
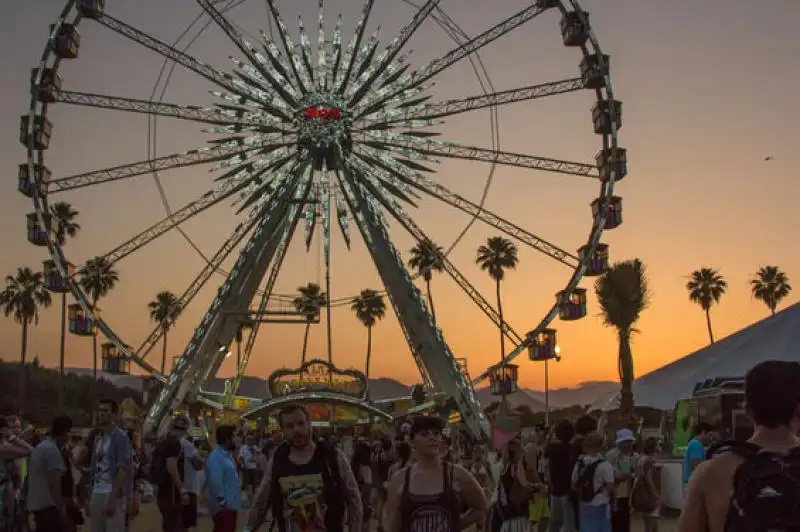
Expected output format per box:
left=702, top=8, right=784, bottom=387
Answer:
left=295, top=91, right=353, bottom=168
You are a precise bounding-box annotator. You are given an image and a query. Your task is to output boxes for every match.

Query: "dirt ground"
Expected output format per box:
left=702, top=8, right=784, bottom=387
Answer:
left=128, top=503, right=679, bottom=531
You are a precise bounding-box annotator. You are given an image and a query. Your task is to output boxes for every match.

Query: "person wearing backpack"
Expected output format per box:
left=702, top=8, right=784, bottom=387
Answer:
left=242, top=403, right=362, bottom=532
left=571, top=432, right=614, bottom=532
left=678, top=360, right=800, bottom=532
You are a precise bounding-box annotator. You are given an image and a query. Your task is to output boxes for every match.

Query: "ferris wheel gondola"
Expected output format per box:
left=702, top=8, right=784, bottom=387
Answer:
left=21, top=0, right=625, bottom=439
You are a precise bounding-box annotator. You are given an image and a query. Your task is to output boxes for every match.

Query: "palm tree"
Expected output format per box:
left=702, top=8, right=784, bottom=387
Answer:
left=750, top=266, right=792, bottom=315
left=51, top=201, right=80, bottom=411
left=594, top=259, right=650, bottom=425
left=292, top=283, right=327, bottom=365
left=408, top=239, right=445, bottom=324
left=351, top=289, right=386, bottom=381
left=476, top=237, right=519, bottom=371
left=0, top=267, right=52, bottom=417
left=686, top=268, right=727, bottom=344
left=79, top=257, right=119, bottom=396
left=148, top=291, right=182, bottom=374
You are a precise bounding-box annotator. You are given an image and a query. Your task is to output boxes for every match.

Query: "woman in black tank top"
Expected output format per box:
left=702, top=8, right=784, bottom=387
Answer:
left=400, top=462, right=460, bottom=532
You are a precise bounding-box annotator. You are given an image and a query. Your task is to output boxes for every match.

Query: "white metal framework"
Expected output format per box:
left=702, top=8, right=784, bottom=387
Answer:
left=22, top=0, right=625, bottom=439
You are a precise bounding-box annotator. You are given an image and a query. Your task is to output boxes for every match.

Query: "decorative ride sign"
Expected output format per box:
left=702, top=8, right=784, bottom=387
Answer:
left=268, top=359, right=368, bottom=400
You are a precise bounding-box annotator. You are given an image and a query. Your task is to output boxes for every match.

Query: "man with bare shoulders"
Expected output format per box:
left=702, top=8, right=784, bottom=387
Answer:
left=383, top=416, right=488, bottom=532
left=243, top=403, right=362, bottom=532
left=678, top=360, right=800, bottom=532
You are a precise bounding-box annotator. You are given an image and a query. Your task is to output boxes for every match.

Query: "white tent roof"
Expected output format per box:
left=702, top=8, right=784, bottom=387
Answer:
left=604, top=302, right=800, bottom=411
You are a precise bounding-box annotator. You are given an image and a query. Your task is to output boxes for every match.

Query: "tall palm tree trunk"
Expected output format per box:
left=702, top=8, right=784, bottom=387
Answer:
left=301, top=322, right=311, bottom=365
left=160, top=328, right=168, bottom=374
left=426, top=278, right=437, bottom=325
left=705, top=308, right=715, bottom=344
left=495, top=279, right=507, bottom=406
left=91, top=298, right=98, bottom=408
left=19, top=320, right=29, bottom=418
left=618, top=328, right=635, bottom=426
left=58, top=292, right=67, bottom=413
left=364, top=325, right=373, bottom=380
left=236, top=337, right=242, bottom=370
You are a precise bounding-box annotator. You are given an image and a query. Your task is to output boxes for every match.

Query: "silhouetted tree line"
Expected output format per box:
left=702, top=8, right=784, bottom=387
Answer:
left=485, top=402, right=663, bottom=428
left=0, top=358, right=142, bottom=426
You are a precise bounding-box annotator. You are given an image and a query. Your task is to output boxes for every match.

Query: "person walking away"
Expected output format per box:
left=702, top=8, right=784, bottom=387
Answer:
left=86, top=399, right=133, bottom=532
left=571, top=432, right=614, bottom=532
left=545, top=420, right=576, bottom=532
left=569, top=416, right=597, bottom=531
left=526, top=425, right=551, bottom=532
left=489, top=438, right=539, bottom=532
left=204, top=425, right=241, bottom=532
left=27, top=416, right=73, bottom=532
left=180, top=433, right=203, bottom=530
left=123, top=429, right=141, bottom=531
left=238, top=435, right=259, bottom=507
left=374, top=439, right=393, bottom=531
left=383, top=416, right=488, bottom=532
left=678, top=360, right=800, bottom=532
left=151, top=415, right=191, bottom=532
left=244, top=403, right=362, bottom=532
left=630, top=438, right=660, bottom=532
left=606, top=429, right=637, bottom=532
left=351, top=441, right=374, bottom=532
left=682, top=423, right=711, bottom=488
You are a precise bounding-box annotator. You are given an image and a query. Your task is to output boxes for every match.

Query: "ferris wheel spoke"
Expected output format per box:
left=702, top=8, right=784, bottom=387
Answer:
left=196, top=0, right=300, bottom=107
left=335, top=165, right=488, bottom=439
left=372, top=137, right=600, bottom=178
left=355, top=2, right=553, bottom=118
left=335, top=0, right=375, bottom=93
left=52, top=90, right=285, bottom=130
left=354, top=150, right=579, bottom=267
left=346, top=0, right=440, bottom=107
left=46, top=139, right=281, bottom=193
left=135, top=216, right=259, bottom=361
left=265, top=0, right=312, bottom=92
left=358, top=77, right=585, bottom=128
left=94, top=12, right=292, bottom=120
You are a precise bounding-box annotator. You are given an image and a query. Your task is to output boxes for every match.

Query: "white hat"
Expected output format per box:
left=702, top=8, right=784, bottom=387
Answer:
left=615, top=428, right=635, bottom=445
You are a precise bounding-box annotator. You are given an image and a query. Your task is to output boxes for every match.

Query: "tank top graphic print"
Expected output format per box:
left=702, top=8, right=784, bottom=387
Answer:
left=401, top=463, right=460, bottom=532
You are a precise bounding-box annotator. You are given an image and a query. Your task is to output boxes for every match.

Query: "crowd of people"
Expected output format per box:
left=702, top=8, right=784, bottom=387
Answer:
left=0, top=360, right=798, bottom=532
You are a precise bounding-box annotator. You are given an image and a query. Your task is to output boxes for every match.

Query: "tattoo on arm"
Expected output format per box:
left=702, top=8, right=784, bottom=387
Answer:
left=247, top=457, right=274, bottom=530
left=336, top=450, right=363, bottom=525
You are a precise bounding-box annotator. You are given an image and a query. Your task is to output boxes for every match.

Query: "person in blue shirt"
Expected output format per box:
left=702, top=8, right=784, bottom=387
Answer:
left=683, top=422, right=712, bottom=485
left=205, top=425, right=241, bottom=532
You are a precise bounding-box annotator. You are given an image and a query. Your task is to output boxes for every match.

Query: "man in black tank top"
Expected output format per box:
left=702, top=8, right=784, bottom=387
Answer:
left=383, top=416, right=488, bottom=532
left=243, top=404, right=362, bottom=532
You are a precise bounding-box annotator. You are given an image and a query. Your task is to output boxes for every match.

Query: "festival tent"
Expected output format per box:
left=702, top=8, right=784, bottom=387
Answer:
left=599, top=302, right=800, bottom=411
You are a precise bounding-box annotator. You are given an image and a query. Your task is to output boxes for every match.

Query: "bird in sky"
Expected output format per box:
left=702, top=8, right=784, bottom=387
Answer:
left=764, top=156, right=775, bottom=161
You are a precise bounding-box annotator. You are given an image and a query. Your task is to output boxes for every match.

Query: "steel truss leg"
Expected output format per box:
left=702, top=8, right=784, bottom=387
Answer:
left=338, top=170, right=490, bottom=440
left=143, top=163, right=313, bottom=435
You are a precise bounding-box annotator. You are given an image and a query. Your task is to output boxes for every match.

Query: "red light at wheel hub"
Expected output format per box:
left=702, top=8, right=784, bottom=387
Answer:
left=304, top=106, right=342, bottom=120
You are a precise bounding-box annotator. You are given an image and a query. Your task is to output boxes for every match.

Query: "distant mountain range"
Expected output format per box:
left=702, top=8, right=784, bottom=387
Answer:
left=64, top=368, right=618, bottom=412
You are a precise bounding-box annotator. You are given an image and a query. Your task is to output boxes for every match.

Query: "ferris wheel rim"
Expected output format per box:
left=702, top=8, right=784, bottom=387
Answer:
left=23, top=0, right=624, bottom=399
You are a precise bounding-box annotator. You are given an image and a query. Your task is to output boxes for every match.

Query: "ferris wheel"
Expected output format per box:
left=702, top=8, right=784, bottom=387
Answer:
left=21, top=0, right=625, bottom=439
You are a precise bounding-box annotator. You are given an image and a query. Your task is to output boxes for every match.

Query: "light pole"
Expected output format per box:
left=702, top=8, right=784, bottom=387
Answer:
left=545, top=346, right=562, bottom=426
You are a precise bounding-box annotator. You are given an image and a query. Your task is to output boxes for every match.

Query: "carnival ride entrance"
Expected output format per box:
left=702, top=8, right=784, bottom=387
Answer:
left=21, top=0, right=625, bottom=440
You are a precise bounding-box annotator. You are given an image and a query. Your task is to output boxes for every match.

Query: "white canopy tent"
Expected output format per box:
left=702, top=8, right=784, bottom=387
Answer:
left=598, top=302, right=800, bottom=411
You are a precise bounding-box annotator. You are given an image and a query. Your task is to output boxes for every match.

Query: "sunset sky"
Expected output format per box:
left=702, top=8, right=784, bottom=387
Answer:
left=0, top=0, right=798, bottom=391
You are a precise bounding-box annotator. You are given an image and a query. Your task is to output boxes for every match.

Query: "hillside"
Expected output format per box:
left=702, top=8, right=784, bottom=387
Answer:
left=64, top=367, right=615, bottom=408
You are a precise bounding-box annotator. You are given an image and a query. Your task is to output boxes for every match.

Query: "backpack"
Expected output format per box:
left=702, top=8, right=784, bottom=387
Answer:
left=269, top=440, right=344, bottom=531
left=709, top=440, right=800, bottom=532
left=575, top=459, right=604, bottom=502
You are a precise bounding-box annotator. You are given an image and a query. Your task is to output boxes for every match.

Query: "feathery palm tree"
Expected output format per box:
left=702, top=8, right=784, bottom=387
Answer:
left=408, top=239, right=445, bottom=324
left=476, top=237, right=519, bottom=372
left=148, top=291, right=182, bottom=374
left=79, top=257, right=119, bottom=396
left=293, top=283, right=327, bottom=365
left=686, top=268, right=727, bottom=344
left=351, top=289, right=386, bottom=381
left=594, top=259, right=650, bottom=425
left=750, top=266, right=792, bottom=315
left=51, top=201, right=80, bottom=411
left=0, top=267, right=52, bottom=416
